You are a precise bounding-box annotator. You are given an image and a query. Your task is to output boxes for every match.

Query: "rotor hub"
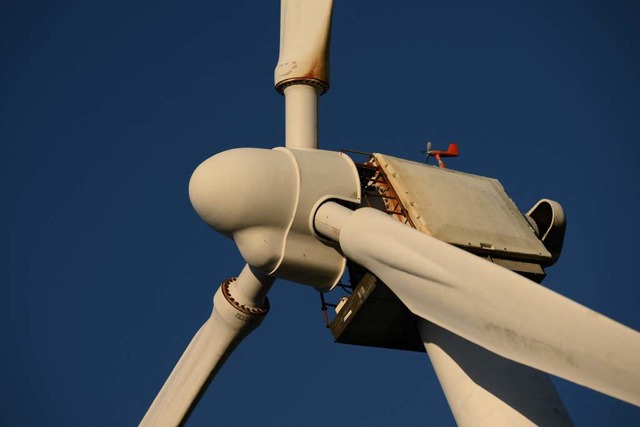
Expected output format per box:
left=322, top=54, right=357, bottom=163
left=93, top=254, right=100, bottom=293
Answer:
left=189, top=147, right=361, bottom=290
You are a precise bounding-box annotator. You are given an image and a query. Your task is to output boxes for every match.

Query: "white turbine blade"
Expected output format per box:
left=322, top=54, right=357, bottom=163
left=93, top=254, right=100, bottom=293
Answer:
left=275, top=0, right=334, bottom=150
left=141, top=310, right=245, bottom=426
left=274, top=0, right=332, bottom=93
left=315, top=203, right=640, bottom=406
left=420, top=319, right=573, bottom=426
left=141, top=266, right=272, bottom=426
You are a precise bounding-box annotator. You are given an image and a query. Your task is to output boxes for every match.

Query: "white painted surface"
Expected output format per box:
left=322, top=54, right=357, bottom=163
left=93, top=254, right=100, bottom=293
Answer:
left=314, top=202, right=640, bottom=406
left=420, top=319, right=573, bottom=426
left=274, top=0, right=332, bottom=92
left=284, top=84, right=318, bottom=149
left=140, top=266, right=273, bottom=426
left=189, top=147, right=359, bottom=290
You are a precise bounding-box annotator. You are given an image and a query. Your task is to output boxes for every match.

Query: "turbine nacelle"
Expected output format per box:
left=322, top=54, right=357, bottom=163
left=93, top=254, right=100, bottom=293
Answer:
left=189, top=146, right=360, bottom=290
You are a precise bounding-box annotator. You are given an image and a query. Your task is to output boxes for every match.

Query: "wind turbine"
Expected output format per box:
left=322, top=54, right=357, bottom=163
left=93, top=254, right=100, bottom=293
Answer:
left=141, top=1, right=640, bottom=425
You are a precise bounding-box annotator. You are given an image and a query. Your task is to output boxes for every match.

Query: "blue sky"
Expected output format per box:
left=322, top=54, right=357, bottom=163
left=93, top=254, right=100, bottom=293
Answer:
left=5, top=0, right=639, bottom=425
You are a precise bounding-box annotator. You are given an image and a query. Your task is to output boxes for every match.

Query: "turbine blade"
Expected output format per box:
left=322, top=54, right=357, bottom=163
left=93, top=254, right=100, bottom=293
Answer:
left=274, top=0, right=333, bottom=93
left=420, top=319, right=573, bottom=425
left=140, top=266, right=272, bottom=426
left=315, top=203, right=640, bottom=406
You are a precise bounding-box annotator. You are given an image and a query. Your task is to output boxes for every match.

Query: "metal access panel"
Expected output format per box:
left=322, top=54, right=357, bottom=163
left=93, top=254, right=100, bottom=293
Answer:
left=372, top=153, right=552, bottom=263
left=330, top=266, right=424, bottom=352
